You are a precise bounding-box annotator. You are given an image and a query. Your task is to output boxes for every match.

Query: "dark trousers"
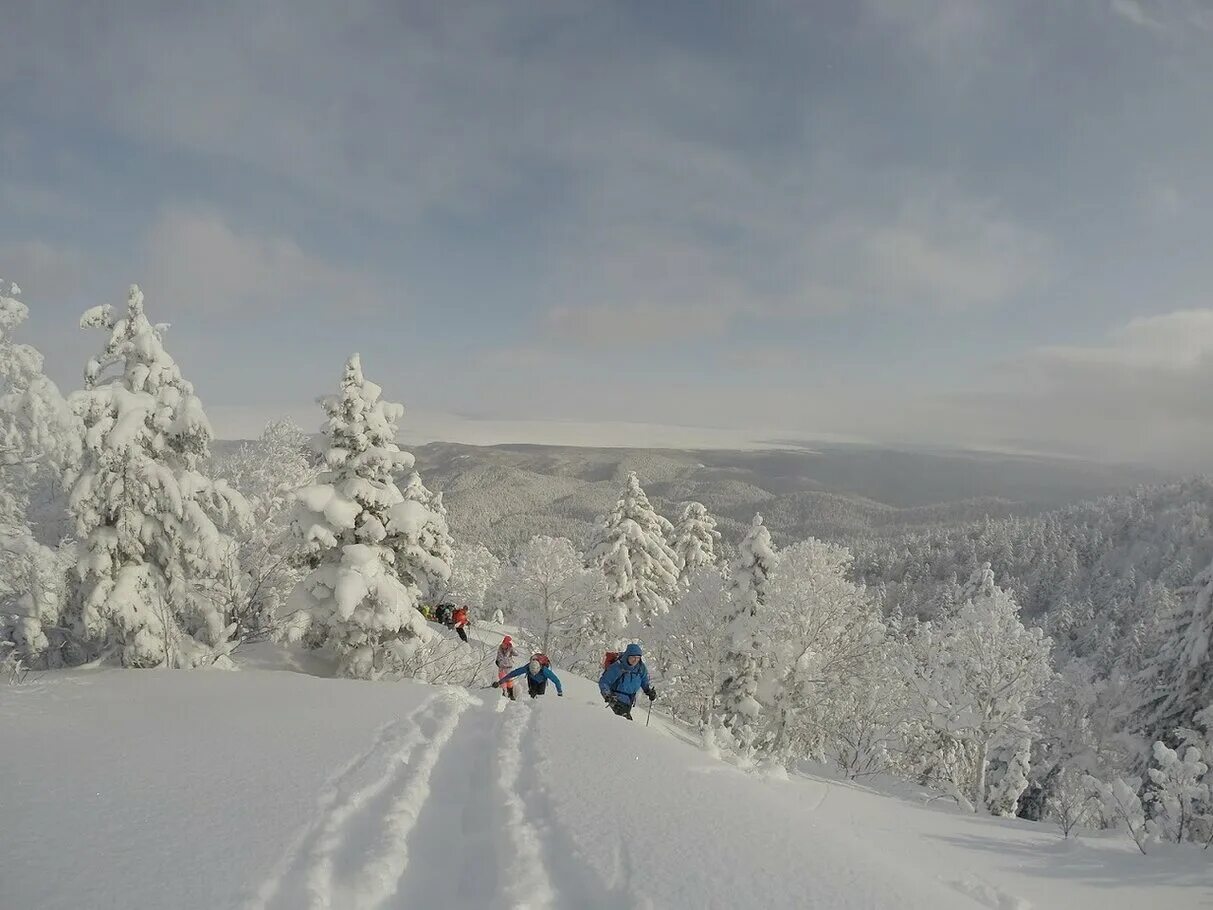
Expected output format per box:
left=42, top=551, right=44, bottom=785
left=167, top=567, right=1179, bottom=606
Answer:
left=456, top=626, right=468, bottom=643
left=610, top=699, right=633, bottom=720
left=528, top=677, right=547, bottom=698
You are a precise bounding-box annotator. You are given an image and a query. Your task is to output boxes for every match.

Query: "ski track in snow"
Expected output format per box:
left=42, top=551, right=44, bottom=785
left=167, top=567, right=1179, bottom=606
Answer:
left=249, top=687, right=481, bottom=910
left=497, top=703, right=561, bottom=909
left=245, top=696, right=441, bottom=910
left=510, top=704, right=647, bottom=910
left=945, top=876, right=1033, bottom=910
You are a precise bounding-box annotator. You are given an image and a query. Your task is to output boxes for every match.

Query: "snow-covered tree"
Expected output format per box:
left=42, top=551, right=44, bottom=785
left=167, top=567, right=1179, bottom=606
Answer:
left=1138, top=554, right=1213, bottom=740
left=0, top=278, right=81, bottom=666
left=716, top=513, right=777, bottom=765
left=671, top=501, right=721, bottom=584
left=985, top=737, right=1032, bottom=817
left=444, top=542, right=501, bottom=612
left=215, top=418, right=318, bottom=639
left=288, top=354, right=448, bottom=678
left=652, top=566, right=732, bottom=726
left=761, top=539, right=893, bottom=773
left=65, top=285, right=248, bottom=668
left=585, top=472, right=680, bottom=627
left=489, top=535, right=609, bottom=670
left=1145, top=740, right=1208, bottom=844
left=903, top=564, right=1054, bottom=808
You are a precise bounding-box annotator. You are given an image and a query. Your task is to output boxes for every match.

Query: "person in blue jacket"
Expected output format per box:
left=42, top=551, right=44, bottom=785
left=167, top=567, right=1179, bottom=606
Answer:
left=492, top=656, right=563, bottom=698
left=599, top=643, right=656, bottom=720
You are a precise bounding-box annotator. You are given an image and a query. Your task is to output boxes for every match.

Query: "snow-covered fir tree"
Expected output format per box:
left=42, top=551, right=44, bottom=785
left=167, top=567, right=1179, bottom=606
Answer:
left=584, top=472, right=680, bottom=628
left=1137, top=554, right=1213, bottom=742
left=0, top=278, right=82, bottom=667
left=288, top=354, right=449, bottom=678
left=215, top=418, right=318, bottom=639
left=671, top=501, right=721, bottom=585
left=399, top=470, right=454, bottom=598
left=716, top=513, right=777, bottom=765
left=65, top=285, right=248, bottom=668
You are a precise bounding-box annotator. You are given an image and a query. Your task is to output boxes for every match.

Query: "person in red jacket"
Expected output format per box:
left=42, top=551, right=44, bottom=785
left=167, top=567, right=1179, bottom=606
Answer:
left=452, top=606, right=470, bottom=643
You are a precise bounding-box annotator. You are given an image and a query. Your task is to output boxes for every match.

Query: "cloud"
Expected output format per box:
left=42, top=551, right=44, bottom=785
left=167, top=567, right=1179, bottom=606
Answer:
left=1110, top=0, right=1167, bottom=31
left=0, top=239, right=92, bottom=304
left=802, top=188, right=1051, bottom=311
left=138, top=210, right=388, bottom=315
left=910, top=310, right=1213, bottom=469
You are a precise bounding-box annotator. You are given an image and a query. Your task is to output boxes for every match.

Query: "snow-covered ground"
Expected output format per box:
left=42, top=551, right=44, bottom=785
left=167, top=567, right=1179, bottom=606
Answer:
left=2, top=652, right=1209, bottom=910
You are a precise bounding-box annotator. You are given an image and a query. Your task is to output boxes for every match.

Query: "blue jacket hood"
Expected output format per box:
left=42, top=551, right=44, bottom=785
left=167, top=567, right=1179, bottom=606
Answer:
left=623, top=643, right=643, bottom=658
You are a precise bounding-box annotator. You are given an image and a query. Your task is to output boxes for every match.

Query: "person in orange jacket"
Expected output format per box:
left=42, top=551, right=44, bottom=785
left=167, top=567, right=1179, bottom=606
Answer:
left=452, top=605, right=470, bottom=643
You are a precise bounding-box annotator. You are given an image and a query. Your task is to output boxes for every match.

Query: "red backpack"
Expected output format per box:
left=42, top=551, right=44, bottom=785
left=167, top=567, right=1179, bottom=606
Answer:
left=602, top=651, right=620, bottom=670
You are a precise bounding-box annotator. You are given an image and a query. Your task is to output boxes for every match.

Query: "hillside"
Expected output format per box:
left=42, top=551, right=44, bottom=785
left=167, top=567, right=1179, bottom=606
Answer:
left=403, top=442, right=1166, bottom=554
left=3, top=646, right=1208, bottom=910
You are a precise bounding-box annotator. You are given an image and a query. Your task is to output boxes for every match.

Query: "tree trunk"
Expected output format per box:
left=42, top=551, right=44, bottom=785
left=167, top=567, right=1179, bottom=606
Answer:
left=974, top=739, right=989, bottom=811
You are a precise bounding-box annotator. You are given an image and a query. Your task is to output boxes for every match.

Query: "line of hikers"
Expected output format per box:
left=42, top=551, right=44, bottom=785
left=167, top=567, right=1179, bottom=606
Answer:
left=489, top=637, right=657, bottom=721
left=422, top=602, right=657, bottom=720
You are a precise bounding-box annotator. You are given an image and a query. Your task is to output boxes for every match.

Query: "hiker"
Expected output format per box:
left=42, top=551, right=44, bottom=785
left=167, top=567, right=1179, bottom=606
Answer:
left=493, top=654, right=563, bottom=698
left=495, top=635, right=518, bottom=701
left=452, top=605, right=470, bottom=643
left=599, top=643, right=656, bottom=720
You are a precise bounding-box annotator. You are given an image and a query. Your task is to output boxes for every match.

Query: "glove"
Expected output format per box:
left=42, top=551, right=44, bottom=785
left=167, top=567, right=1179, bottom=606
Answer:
left=491, top=681, right=500, bottom=689
left=646, top=688, right=656, bottom=701
left=603, top=693, right=613, bottom=704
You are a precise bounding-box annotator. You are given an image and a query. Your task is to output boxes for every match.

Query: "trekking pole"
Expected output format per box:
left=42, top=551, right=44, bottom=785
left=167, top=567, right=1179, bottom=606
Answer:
left=646, top=697, right=653, bottom=727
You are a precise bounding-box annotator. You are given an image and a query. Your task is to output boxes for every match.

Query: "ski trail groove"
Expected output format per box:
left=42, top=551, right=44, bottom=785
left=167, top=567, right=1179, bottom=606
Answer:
left=511, top=703, right=628, bottom=910
left=245, top=695, right=441, bottom=910
left=497, top=703, right=561, bottom=909
left=348, top=686, right=475, bottom=910
left=389, top=696, right=503, bottom=908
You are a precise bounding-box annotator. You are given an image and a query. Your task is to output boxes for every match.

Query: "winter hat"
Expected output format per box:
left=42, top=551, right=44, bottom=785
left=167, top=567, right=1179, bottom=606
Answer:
left=624, top=643, right=643, bottom=658
left=501, top=635, right=512, bottom=647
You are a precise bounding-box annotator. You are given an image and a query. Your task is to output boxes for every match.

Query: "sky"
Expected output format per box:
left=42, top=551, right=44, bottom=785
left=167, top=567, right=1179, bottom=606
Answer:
left=2, top=0, right=1212, bottom=469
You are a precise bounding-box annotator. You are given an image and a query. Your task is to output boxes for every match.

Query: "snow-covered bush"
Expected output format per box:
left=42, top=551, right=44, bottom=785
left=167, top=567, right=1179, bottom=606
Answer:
left=65, top=285, right=248, bottom=668
left=489, top=535, right=610, bottom=671
left=671, top=501, right=721, bottom=584
left=1045, top=766, right=1098, bottom=838
left=1086, top=775, right=1152, bottom=854
left=1145, top=740, right=1208, bottom=844
left=288, top=355, right=449, bottom=678
left=215, top=418, right=318, bottom=640
left=585, top=472, right=680, bottom=627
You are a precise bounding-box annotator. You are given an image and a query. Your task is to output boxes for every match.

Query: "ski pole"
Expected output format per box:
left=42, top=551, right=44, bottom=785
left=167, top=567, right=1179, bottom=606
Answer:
left=646, top=698, right=653, bottom=727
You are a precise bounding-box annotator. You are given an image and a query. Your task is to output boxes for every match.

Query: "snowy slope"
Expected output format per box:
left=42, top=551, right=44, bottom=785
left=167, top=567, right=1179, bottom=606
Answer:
left=1, top=664, right=1209, bottom=910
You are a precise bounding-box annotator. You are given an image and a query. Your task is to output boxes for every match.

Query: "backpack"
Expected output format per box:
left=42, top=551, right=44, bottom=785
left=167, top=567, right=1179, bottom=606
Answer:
left=530, top=653, right=550, bottom=668
left=603, top=650, right=620, bottom=670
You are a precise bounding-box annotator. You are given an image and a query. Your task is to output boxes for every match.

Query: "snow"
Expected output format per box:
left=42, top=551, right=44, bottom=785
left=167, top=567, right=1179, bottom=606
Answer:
left=3, top=658, right=1209, bottom=910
